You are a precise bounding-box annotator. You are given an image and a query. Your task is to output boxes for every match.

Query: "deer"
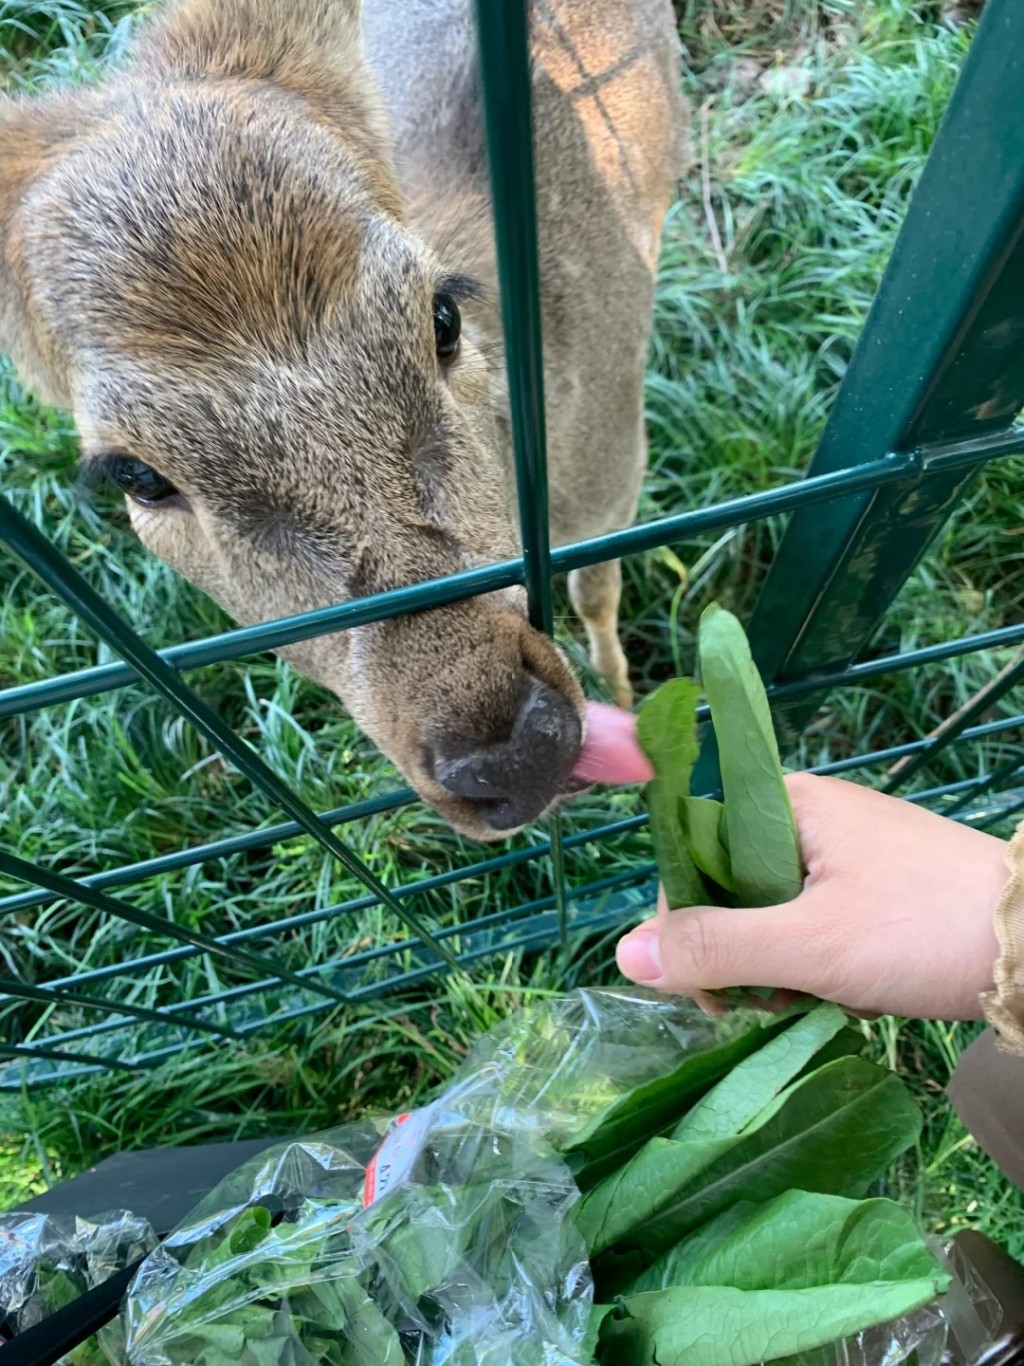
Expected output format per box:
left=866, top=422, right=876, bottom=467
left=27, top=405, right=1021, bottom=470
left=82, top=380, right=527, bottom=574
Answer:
left=0, top=0, right=686, bottom=841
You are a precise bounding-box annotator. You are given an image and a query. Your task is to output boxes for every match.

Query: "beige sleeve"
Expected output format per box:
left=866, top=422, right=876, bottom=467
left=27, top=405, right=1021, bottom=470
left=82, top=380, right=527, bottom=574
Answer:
left=980, top=820, right=1024, bottom=1056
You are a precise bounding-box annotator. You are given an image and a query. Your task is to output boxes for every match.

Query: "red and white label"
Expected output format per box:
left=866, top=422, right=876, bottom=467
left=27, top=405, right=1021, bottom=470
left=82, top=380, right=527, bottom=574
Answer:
left=363, top=1106, right=434, bottom=1208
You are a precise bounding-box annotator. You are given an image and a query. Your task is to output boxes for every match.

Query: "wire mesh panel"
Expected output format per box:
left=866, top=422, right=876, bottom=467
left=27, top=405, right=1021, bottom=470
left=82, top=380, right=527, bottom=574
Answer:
left=1, top=0, right=1024, bottom=1088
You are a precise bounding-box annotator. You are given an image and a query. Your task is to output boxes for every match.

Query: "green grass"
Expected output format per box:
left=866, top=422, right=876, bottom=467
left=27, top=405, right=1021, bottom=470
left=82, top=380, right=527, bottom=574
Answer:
left=2, top=0, right=1023, bottom=1263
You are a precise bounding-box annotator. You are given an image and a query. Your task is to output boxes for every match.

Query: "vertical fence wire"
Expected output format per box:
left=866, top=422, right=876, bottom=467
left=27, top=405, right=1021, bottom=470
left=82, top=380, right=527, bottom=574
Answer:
left=473, top=0, right=569, bottom=943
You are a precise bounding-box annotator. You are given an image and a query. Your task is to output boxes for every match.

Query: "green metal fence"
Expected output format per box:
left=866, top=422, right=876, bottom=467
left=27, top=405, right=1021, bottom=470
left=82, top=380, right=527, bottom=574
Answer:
left=2, top=0, right=1024, bottom=1089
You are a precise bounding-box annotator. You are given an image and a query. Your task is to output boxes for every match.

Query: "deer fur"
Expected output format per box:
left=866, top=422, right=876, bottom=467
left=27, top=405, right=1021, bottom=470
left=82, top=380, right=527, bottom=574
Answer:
left=0, top=0, right=686, bottom=840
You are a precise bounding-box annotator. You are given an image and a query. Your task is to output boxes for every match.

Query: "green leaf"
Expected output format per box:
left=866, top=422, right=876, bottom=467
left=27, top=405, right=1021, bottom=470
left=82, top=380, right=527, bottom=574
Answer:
left=64, top=1338, right=111, bottom=1366
left=596, top=1277, right=946, bottom=1366
left=293, top=1277, right=355, bottom=1331
left=35, top=1264, right=85, bottom=1315
left=631, top=1189, right=945, bottom=1294
left=375, top=1197, right=471, bottom=1299
left=253, top=1306, right=323, bottom=1366
left=600, top=1192, right=948, bottom=1366
left=332, top=1283, right=404, bottom=1364
left=636, top=678, right=708, bottom=907
left=179, top=1319, right=251, bottom=1357
left=698, top=604, right=803, bottom=907
left=671, top=1003, right=847, bottom=1141
left=183, top=1203, right=273, bottom=1273
left=584, top=1304, right=616, bottom=1360
left=592, top=1055, right=922, bottom=1293
left=576, top=1006, right=847, bottom=1257
left=678, top=796, right=735, bottom=892
left=564, top=1013, right=797, bottom=1190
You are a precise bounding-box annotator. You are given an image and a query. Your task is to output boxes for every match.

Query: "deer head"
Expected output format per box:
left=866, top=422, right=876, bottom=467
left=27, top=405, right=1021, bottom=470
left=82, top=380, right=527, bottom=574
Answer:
left=0, top=0, right=586, bottom=840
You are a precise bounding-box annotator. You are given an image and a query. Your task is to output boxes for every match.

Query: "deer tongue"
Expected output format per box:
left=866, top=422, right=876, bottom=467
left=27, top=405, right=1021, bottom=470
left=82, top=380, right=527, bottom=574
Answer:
left=571, top=702, right=653, bottom=786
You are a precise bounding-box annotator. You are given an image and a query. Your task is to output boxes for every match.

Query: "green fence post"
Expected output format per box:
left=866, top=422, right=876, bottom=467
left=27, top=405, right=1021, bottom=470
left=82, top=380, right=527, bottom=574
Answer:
left=696, top=0, right=1024, bottom=789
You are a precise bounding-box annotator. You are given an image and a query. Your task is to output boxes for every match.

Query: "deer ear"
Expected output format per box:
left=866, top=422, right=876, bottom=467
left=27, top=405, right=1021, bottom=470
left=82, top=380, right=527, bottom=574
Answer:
left=0, top=90, right=97, bottom=407
left=134, top=0, right=397, bottom=210
left=136, top=0, right=365, bottom=105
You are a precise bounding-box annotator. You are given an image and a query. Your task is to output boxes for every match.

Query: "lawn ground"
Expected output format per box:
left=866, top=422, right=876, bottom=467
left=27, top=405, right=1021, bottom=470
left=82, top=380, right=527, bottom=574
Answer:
left=1, top=0, right=1022, bottom=1263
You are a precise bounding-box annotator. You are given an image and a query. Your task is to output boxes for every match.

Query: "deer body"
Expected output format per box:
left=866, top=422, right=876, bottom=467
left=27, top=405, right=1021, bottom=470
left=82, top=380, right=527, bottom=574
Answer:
left=0, top=0, right=685, bottom=838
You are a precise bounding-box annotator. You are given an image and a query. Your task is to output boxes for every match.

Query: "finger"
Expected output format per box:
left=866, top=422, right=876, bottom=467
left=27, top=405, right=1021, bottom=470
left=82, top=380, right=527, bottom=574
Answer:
left=691, top=987, right=728, bottom=1016
left=711, top=987, right=806, bottom=1013
left=572, top=702, right=654, bottom=785
left=621, top=897, right=724, bottom=1015
left=616, top=895, right=837, bottom=998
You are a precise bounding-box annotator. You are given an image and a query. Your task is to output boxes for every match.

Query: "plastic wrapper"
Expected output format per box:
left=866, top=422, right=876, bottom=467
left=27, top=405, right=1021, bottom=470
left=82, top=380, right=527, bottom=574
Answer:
left=116, top=990, right=1012, bottom=1366
left=0, top=1207, right=156, bottom=1362
left=781, top=1236, right=1004, bottom=1366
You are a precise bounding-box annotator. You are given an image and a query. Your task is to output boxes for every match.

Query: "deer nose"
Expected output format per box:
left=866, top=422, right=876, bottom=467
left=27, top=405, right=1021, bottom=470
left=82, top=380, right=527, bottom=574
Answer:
left=430, top=679, right=583, bottom=832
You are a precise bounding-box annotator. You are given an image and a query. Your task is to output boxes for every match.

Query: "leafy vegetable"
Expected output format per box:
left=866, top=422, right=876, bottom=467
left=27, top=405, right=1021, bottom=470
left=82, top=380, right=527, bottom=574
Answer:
left=34, top=1263, right=83, bottom=1314
left=597, top=1191, right=948, bottom=1366
left=592, top=1055, right=922, bottom=1293
left=630, top=1190, right=945, bottom=1297
left=698, top=604, right=803, bottom=907
left=575, top=1005, right=847, bottom=1257
left=635, top=677, right=708, bottom=908
left=678, top=796, right=735, bottom=892
left=670, top=1004, right=847, bottom=1142
left=117, top=995, right=943, bottom=1366
left=563, top=1010, right=797, bottom=1189
left=598, top=1270, right=945, bottom=1363
left=31, top=1264, right=111, bottom=1365
left=635, top=606, right=807, bottom=1001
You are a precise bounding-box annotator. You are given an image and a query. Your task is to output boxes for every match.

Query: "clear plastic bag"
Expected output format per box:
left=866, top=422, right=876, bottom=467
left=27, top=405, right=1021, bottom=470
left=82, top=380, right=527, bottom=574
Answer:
left=121, top=1070, right=592, bottom=1364
left=0, top=1207, right=157, bottom=1362
left=122, top=988, right=734, bottom=1366
left=116, top=990, right=1013, bottom=1366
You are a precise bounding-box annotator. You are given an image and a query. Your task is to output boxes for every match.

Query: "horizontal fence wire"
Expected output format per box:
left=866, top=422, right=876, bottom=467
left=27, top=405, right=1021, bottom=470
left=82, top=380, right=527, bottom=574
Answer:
left=4, top=407, right=1024, bottom=1085
left=4, top=710, right=1020, bottom=1087
left=6, top=731, right=1019, bottom=1009
left=0, top=450, right=923, bottom=720
left=4, top=0, right=1024, bottom=1086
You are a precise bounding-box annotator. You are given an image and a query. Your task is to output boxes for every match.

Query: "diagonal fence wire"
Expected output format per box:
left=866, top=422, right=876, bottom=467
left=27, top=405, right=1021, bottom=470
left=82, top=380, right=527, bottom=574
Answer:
left=882, top=649, right=1024, bottom=795
left=0, top=848, right=355, bottom=1009
left=0, top=497, right=461, bottom=974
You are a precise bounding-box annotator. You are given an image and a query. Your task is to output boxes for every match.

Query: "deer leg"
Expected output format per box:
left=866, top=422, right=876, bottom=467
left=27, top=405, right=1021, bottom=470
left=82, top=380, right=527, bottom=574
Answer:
left=569, top=558, right=632, bottom=709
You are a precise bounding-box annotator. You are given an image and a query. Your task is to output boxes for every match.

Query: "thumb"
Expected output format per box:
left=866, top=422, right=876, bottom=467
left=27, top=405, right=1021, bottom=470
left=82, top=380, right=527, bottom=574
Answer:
left=616, top=892, right=833, bottom=998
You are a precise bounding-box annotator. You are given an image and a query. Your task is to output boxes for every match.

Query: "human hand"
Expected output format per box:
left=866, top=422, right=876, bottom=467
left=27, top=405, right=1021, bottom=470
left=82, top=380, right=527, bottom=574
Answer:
left=575, top=704, right=1008, bottom=1020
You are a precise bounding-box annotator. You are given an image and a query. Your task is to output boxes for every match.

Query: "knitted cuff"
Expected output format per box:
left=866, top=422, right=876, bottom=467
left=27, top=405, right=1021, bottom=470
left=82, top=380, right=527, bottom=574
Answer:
left=980, top=820, right=1024, bottom=1056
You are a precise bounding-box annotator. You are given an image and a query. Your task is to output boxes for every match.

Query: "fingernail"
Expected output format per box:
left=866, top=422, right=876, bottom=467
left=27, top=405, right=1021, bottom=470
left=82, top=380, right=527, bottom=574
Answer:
left=617, top=924, right=663, bottom=983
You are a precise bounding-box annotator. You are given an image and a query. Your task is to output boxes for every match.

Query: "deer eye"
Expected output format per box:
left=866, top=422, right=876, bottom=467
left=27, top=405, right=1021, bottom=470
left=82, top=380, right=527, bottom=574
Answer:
left=433, top=292, right=461, bottom=362
left=107, top=457, right=180, bottom=508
